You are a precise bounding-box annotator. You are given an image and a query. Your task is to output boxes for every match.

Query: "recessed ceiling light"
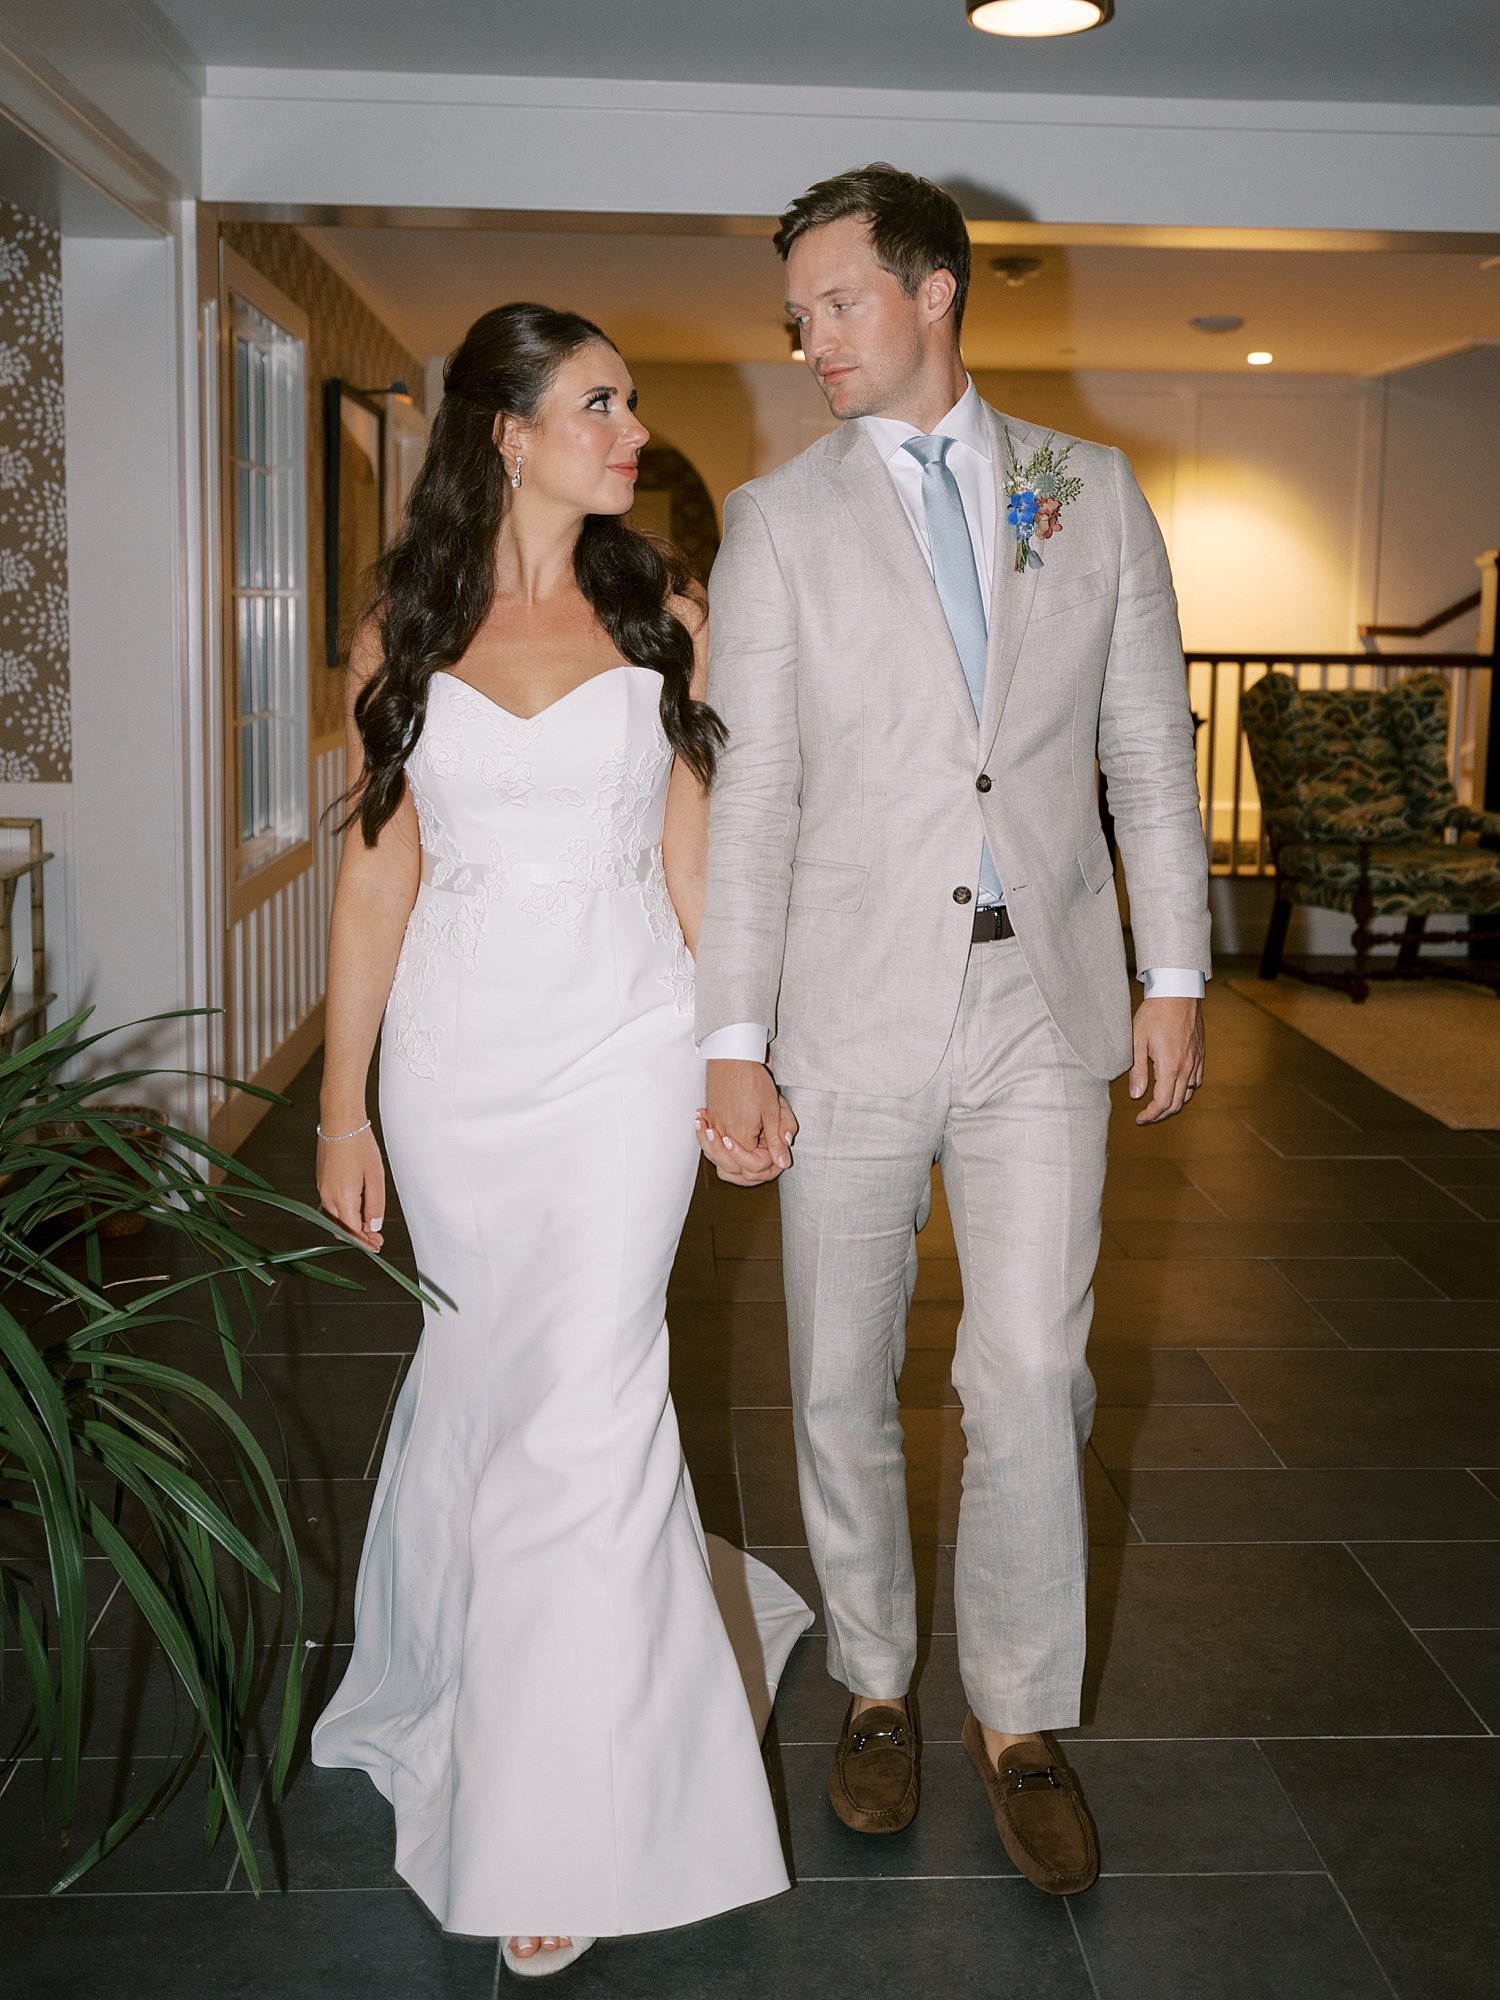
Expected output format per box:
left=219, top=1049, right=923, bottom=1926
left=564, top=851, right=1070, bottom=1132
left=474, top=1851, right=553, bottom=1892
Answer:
left=1190, top=315, right=1245, bottom=334
left=990, top=255, right=1045, bottom=287
left=1246, top=351, right=1274, bottom=366
left=967, top=0, right=1113, bottom=36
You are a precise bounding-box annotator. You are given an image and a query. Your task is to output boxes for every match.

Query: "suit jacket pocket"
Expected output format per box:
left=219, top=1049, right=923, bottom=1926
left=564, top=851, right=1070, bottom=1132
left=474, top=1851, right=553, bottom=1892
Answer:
left=789, top=858, right=869, bottom=913
left=1031, top=566, right=1110, bottom=620
left=1078, top=829, right=1116, bottom=894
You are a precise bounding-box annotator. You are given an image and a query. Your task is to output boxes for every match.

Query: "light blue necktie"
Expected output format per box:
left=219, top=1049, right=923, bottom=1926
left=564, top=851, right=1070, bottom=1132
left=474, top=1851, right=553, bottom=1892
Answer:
left=901, top=434, right=1004, bottom=906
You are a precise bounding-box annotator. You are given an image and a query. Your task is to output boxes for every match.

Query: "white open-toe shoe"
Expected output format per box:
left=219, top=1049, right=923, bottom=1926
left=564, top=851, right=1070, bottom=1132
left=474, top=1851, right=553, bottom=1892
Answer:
left=501, top=1936, right=597, bottom=1980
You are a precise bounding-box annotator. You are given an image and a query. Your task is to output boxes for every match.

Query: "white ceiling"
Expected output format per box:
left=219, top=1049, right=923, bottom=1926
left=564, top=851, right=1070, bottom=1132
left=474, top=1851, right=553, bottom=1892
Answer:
left=306, top=224, right=1500, bottom=377
left=156, top=0, right=1500, bottom=104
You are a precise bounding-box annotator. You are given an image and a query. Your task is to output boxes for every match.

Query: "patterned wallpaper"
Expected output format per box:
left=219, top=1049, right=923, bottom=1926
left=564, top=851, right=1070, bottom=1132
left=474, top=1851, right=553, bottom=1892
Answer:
left=221, top=224, right=425, bottom=742
left=0, top=204, right=68, bottom=782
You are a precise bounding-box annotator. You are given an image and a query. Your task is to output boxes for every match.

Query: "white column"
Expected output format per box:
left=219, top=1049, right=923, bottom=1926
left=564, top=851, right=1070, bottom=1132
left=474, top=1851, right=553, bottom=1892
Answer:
left=62, top=229, right=205, bottom=1106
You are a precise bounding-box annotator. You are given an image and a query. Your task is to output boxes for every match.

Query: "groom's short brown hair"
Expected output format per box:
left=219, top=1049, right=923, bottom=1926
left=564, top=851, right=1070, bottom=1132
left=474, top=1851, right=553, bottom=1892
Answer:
left=773, top=164, right=972, bottom=335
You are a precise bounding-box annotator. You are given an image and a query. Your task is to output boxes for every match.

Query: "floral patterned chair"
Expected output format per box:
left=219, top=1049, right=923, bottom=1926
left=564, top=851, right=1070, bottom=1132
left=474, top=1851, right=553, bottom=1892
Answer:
left=1240, top=669, right=1500, bottom=1001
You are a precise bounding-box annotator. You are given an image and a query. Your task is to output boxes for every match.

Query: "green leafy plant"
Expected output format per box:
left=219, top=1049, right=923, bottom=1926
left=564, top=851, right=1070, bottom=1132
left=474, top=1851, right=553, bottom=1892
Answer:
left=0, top=997, right=419, bottom=1891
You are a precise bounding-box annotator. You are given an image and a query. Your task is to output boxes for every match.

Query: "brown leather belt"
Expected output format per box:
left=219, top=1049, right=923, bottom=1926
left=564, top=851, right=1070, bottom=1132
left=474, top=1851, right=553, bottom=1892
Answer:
left=971, top=905, right=1015, bottom=943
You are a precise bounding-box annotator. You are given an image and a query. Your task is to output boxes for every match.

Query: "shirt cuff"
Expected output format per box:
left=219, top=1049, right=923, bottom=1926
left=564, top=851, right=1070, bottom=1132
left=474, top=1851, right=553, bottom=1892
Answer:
left=1140, top=967, right=1207, bottom=1000
left=698, top=1022, right=771, bottom=1062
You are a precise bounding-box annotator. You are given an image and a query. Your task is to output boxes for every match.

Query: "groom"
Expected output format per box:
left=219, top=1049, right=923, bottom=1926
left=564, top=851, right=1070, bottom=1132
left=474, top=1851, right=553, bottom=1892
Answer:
left=694, top=165, right=1209, bottom=1893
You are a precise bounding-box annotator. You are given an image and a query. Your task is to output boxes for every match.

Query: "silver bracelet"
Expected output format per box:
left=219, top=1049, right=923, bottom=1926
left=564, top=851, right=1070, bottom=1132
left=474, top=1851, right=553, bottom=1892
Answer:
left=316, top=1118, right=372, bottom=1143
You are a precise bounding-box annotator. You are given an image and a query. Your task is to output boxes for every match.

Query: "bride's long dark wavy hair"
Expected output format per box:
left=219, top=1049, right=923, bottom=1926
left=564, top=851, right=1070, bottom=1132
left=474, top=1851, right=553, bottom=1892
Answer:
left=344, top=302, right=725, bottom=845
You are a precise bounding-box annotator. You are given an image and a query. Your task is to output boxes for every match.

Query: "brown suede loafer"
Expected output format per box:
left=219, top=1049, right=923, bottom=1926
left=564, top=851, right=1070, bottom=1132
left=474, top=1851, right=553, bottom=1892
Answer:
left=962, top=1713, right=1099, bottom=1894
left=828, top=1695, right=920, bottom=1834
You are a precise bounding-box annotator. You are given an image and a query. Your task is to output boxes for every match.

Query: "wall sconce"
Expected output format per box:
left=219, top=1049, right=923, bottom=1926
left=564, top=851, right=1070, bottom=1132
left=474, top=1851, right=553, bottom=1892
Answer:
left=352, top=379, right=414, bottom=403
left=968, top=0, right=1113, bottom=35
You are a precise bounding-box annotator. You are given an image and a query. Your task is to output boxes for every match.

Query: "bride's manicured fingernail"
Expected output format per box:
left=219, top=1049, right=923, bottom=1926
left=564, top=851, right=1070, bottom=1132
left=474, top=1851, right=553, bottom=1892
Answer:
left=723, top=1136, right=736, bottom=1150
left=369, top=1217, right=383, bottom=1232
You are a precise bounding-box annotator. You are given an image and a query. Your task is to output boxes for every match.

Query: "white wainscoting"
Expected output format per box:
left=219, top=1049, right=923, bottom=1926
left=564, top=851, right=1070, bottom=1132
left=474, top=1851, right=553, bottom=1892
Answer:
left=312, top=738, right=344, bottom=1015
left=216, top=735, right=343, bottom=1148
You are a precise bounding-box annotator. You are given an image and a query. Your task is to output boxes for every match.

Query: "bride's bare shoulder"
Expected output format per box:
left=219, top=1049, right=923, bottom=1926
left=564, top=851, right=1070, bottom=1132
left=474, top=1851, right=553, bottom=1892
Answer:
left=667, top=583, right=709, bottom=699
left=667, top=580, right=708, bottom=636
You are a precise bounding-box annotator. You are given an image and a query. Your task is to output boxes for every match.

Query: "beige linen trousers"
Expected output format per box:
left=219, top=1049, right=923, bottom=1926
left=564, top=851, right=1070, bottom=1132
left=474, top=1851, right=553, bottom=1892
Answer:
left=696, top=407, right=1211, bottom=1731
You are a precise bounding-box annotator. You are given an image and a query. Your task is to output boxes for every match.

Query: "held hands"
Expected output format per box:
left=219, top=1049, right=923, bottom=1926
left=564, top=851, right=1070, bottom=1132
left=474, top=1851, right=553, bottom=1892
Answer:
left=316, top=1122, right=387, bottom=1251
left=696, top=1059, right=798, bottom=1186
left=1129, top=996, right=1205, bottom=1125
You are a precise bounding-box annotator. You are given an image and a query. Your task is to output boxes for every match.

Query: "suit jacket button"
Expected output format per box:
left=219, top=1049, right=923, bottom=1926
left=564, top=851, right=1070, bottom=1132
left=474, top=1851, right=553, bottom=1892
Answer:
left=975, top=774, right=992, bottom=793
left=953, top=886, right=973, bottom=905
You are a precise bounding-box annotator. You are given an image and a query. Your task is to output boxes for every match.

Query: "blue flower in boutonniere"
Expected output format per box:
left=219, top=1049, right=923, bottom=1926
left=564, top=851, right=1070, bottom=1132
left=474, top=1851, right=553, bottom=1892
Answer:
left=1003, top=429, right=1084, bottom=573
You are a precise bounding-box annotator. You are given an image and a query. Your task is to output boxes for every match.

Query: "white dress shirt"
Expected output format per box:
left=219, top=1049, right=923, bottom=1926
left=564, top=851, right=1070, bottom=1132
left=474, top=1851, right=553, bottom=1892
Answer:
left=862, top=379, right=998, bottom=615
left=699, top=380, right=1202, bottom=1064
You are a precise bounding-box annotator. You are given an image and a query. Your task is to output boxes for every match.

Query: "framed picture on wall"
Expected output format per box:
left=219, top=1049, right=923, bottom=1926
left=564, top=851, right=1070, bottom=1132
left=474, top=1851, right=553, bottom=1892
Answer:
left=323, top=380, right=386, bottom=666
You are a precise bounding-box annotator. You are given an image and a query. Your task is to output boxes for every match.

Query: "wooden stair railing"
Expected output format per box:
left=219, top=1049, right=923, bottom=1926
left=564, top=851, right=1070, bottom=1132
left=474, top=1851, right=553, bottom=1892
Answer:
left=1358, top=589, right=1481, bottom=642
left=1360, top=548, right=1498, bottom=647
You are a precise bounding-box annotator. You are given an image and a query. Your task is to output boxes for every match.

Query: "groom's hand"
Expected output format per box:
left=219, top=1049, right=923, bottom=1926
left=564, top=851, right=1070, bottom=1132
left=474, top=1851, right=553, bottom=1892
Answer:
left=700, top=1061, right=796, bottom=1184
left=1129, top=997, right=1205, bottom=1124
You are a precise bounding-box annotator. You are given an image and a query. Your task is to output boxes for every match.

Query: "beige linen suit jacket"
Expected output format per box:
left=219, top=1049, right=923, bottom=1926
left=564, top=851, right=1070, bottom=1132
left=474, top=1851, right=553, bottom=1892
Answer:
left=695, top=404, right=1212, bottom=1093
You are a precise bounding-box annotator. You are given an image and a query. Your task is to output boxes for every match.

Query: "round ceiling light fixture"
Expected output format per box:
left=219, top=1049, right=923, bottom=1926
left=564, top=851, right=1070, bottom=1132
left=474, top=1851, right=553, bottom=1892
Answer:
left=1246, top=350, right=1274, bottom=366
left=1190, top=315, right=1245, bottom=335
left=968, top=0, right=1114, bottom=36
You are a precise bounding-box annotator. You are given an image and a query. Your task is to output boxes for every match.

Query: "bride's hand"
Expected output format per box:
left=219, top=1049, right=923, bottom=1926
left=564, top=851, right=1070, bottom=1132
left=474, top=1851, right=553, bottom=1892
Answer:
left=694, top=1096, right=797, bottom=1187
left=316, top=1124, right=387, bottom=1251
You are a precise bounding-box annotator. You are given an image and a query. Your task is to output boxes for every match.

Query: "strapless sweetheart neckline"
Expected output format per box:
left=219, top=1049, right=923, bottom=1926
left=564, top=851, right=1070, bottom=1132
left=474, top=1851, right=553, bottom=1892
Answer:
left=436, top=661, right=642, bottom=727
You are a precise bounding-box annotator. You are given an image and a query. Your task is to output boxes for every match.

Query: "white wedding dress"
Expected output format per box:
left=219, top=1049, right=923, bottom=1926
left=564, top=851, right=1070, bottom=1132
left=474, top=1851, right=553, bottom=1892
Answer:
left=311, top=665, right=811, bottom=1940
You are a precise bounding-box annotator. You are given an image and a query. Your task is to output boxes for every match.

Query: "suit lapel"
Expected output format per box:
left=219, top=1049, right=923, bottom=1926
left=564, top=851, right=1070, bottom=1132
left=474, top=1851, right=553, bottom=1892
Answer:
left=820, top=423, right=978, bottom=738
left=978, top=405, right=1041, bottom=765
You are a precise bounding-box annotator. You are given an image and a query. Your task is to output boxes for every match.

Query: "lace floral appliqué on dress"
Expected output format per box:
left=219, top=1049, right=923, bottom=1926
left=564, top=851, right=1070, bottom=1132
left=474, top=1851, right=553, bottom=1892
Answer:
left=390, top=777, right=514, bottom=1081
left=640, top=851, right=697, bottom=1016
left=387, top=666, right=694, bottom=1081
left=517, top=735, right=695, bottom=1015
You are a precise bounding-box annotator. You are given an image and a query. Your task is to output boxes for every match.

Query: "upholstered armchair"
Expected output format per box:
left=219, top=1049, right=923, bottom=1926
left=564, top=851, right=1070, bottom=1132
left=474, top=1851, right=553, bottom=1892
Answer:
left=1239, top=669, right=1500, bottom=1001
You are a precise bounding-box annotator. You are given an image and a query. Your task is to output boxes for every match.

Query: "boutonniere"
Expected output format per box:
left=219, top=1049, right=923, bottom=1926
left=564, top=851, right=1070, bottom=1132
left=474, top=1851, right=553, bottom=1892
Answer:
left=1003, top=429, right=1084, bottom=574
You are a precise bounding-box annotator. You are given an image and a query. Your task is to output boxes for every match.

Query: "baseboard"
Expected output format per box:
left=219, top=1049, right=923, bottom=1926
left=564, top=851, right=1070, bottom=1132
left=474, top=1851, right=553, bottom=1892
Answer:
left=210, top=1000, right=325, bottom=1157
left=1207, top=875, right=1469, bottom=961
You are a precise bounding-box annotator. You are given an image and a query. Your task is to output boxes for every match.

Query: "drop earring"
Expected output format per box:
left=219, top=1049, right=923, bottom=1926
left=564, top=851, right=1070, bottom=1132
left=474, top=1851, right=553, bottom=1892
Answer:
left=510, top=454, right=523, bottom=491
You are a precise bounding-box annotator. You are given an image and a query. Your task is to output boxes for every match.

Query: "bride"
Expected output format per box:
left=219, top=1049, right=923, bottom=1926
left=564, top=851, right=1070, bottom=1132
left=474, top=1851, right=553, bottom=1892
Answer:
left=311, top=302, right=810, bottom=1978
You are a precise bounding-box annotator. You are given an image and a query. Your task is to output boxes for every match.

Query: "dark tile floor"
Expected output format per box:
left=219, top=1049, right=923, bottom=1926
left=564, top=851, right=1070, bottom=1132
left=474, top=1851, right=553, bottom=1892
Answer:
left=5, top=976, right=1499, bottom=1998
